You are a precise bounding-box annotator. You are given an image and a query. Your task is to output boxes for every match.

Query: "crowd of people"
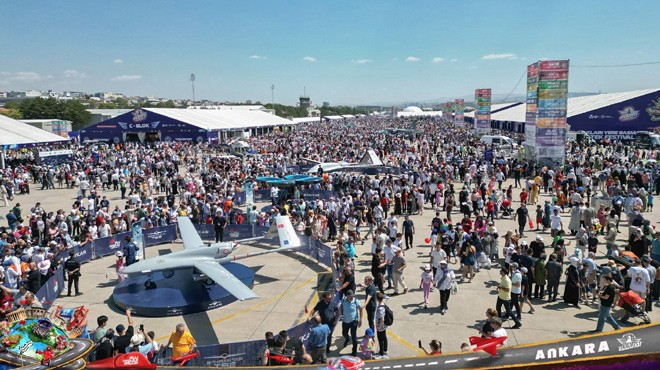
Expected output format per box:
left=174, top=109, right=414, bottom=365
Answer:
left=1, top=115, right=659, bottom=364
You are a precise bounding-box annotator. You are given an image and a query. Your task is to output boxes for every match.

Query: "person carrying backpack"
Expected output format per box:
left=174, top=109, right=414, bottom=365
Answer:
left=375, top=292, right=389, bottom=358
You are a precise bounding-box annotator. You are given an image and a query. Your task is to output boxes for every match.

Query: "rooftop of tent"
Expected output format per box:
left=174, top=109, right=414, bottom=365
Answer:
left=0, top=114, right=70, bottom=148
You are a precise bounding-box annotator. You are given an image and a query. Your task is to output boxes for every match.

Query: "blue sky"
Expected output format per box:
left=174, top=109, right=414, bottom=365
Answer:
left=1, top=0, right=659, bottom=105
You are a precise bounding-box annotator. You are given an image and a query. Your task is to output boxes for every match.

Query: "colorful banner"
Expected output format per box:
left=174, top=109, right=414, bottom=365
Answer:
left=442, top=102, right=453, bottom=120
left=525, top=62, right=540, bottom=149
left=454, top=99, right=465, bottom=127
left=132, top=222, right=144, bottom=260
left=536, top=60, right=569, bottom=162
left=474, top=88, right=492, bottom=135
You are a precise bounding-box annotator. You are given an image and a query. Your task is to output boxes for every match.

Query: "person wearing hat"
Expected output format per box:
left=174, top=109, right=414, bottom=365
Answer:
left=391, top=248, right=408, bottom=296
left=419, top=264, right=434, bottom=309
left=563, top=257, right=581, bottom=308
left=359, top=328, right=376, bottom=359
left=125, top=326, right=155, bottom=356
left=433, top=260, right=454, bottom=314
left=113, top=308, right=135, bottom=355
left=340, top=289, right=363, bottom=357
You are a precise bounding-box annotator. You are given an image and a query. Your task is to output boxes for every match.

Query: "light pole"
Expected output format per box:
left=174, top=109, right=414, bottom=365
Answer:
left=190, top=73, right=196, bottom=105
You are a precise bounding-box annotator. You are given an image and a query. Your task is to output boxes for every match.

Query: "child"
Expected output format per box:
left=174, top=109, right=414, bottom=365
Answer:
left=360, top=328, right=376, bottom=359
left=535, top=205, right=543, bottom=231
left=420, top=264, right=434, bottom=309
left=648, top=193, right=654, bottom=211
left=115, top=251, right=125, bottom=282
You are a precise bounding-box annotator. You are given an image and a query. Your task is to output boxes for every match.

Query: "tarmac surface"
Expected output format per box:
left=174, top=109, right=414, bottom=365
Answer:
left=9, top=178, right=660, bottom=360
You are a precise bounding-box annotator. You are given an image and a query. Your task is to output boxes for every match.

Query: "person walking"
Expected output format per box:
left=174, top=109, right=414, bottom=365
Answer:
left=123, top=236, right=137, bottom=267
left=64, top=250, right=82, bottom=296
left=591, top=274, right=621, bottom=333
left=496, top=268, right=522, bottom=329
left=340, top=290, right=363, bottom=357
left=545, top=253, right=562, bottom=302
left=419, top=264, right=434, bottom=309
left=433, top=260, right=454, bottom=314
left=375, top=292, right=388, bottom=357
left=402, top=215, right=415, bottom=250
left=514, top=203, right=529, bottom=238
left=391, top=248, right=408, bottom=295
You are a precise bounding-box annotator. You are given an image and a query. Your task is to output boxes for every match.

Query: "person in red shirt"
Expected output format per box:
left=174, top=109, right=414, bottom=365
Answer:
left=461, top=216, right=473, bottom=234
left=486, top=199, right=496, bottom=221
left=520, top=189, right=529, bottom=205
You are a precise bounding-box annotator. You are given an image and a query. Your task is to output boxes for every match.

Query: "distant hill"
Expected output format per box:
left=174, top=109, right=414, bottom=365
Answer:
left=368, top=92, right=600, bottom=108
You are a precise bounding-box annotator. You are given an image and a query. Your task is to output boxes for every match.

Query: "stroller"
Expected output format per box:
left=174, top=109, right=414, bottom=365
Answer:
left=500, top=199, right=513, bottom=218
left=618, top=290, right=651, bottom=324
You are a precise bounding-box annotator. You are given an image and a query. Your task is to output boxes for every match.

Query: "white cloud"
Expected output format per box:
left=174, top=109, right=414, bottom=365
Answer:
left=482, top=52, right=517, bottom=60
left=405, top=56, right=420, bottom=62
left=113, top=59, right=124, bottom=64
left=63, top=70, right=88, bottom=79
left=110, top=74, right=142, bottom=81
left=248, top=55, right=267, bottom=60
left=449, top=58, right=458, bottom=62
left=302, top=56, right=316, bottom=62
left=431, top=57, right=445, bottom=63
left=0, top=71, right=51, bottom=83
left=352, top=59, right=374, bottom=64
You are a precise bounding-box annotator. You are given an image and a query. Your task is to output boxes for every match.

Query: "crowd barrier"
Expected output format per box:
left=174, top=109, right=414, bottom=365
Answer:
left=33, top=222, right=340, bottom=367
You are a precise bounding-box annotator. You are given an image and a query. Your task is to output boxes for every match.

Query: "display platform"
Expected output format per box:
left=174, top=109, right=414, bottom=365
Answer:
left=112, top=263, right=255, bottom=317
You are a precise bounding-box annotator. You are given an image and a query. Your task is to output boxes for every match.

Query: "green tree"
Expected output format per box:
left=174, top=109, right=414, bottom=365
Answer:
left=18, top=97, right=90, bottom=125
left=0, top=108, right=23, bottom=119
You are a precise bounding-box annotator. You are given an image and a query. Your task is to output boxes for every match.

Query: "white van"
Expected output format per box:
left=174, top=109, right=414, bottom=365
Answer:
left=480, top=135, right=518, bottom=152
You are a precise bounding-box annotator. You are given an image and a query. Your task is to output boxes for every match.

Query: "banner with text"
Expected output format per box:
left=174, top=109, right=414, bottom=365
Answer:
left=143, top=225, right=177, bottom=246
left=454, top=99, right=465, bottom=127
left=525, top=62, right=540, bottom=151
left=93, top=232, right=132, bottom=258
left=475, top=88, right=492, bottom=135
left=536, top=60, right=569, bottom=164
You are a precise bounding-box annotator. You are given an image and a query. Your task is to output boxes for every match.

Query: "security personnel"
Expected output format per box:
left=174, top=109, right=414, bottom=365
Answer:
left=64, top=250, right=82, bottom=296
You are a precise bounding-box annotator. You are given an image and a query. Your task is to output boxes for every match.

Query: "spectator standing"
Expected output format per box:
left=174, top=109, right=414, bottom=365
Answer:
left=309, top=292, right=337, bottom=353
left=391, top=248, right=408, bottom=296
left=165, top=323, right=197, bottom=362
left=375, top=292, right=388, bottom=357
left=340, top=290, right=363, bottom=357
left=113, top=308, right=134, bottom=355
left=402, top=215, right=415, bottom=250
left=308, top=315, right=331, bottom=364
left=496, top=268, right=522, bottom=329
left=64, top=250, right=82, bottom=296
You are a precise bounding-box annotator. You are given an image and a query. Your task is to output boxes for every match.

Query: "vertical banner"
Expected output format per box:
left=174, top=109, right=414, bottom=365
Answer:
left=454, top=99, right=465, bottom=127
left=525, top=62, right=540, bottom=155
left=442, top=102, right=453, bottom=121
left=474, top=88, right=492, bottom=135
left=133, top=222, right=144, bottom=260
left=536, top=60, right=569, bottom=165
left=244, top=181, right=254, bottom=213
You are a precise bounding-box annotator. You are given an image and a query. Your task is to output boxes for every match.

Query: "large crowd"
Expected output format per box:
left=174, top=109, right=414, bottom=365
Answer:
left=1, top=115, right=659, bottom=364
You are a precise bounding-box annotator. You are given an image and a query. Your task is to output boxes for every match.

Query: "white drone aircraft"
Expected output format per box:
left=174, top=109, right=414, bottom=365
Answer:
left=303, top=149, right=384, bottom=173
left=122, top=215, right=300, bottom=301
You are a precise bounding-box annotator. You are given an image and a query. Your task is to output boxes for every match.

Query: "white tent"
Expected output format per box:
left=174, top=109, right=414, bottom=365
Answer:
left=0, top=114, right=70, bottom=147
left=145, top=108, right=294, bottom=130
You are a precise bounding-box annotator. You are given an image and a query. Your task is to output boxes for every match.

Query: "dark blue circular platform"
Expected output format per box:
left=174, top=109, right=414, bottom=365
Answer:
left=112, top=263, right=255, bottom=317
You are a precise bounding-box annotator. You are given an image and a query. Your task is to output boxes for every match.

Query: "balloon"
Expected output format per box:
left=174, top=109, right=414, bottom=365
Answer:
left=424, top=237, right=431, bottom=244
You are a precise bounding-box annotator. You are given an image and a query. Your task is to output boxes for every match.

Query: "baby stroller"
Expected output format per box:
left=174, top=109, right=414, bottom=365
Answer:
left=618, top=290, right=651, bottom=324
left=500, top=199, right=513, bottom=218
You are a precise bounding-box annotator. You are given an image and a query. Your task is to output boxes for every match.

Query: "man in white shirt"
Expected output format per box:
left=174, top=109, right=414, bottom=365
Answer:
left=628, top=258, right=651, bottom=311
left=550, top=209, right=563, bottom=239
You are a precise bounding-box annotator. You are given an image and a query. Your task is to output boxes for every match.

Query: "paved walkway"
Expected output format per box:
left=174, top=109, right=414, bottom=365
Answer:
left=8, top=178, right=659, bottom=359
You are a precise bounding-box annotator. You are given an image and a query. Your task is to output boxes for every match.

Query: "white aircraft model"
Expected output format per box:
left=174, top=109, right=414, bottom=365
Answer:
left=303, top=149, right=384, bottom=173
left=122, top=215, right=300, bottom=301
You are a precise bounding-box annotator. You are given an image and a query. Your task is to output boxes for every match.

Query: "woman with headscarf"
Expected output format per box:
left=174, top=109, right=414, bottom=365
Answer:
left=563, top=256, right=581, bottom=308
left=568, top=204, right=581, bottom=235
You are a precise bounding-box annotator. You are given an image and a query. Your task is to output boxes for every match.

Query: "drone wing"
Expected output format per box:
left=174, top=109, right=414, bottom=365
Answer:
left=178, top=217, right=205, bottom=249
left=193, top=261, right=258, bottom=301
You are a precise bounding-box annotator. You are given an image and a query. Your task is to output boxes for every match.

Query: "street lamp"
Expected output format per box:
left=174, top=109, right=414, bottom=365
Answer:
left=190, top=73, right=196, bottom=105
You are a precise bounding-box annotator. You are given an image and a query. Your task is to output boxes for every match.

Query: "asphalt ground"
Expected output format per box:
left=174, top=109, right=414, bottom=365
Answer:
left=9, top=178, right=660, bottom=359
